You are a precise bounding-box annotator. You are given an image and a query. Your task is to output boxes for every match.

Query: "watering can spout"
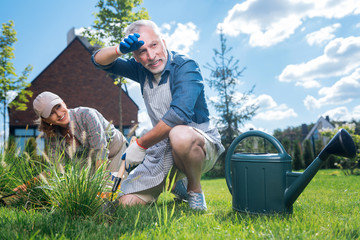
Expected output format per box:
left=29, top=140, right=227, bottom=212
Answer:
left=284, top=128, right=356, bottom=207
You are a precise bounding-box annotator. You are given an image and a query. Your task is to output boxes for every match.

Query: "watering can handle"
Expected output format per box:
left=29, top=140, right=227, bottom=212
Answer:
left=225, top=130, right=289, bottom=195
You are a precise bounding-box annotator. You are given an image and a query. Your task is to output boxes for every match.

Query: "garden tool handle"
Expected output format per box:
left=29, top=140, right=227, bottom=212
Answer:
left=112, top=136, right=137, bottom=193
left=111, top=162, right=125, bottom=193
left=0, top=192, right=17, bottom=200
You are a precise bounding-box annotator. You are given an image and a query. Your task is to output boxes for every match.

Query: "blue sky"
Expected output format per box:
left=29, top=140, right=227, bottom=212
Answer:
left=1, top=0, right=360, bottom=142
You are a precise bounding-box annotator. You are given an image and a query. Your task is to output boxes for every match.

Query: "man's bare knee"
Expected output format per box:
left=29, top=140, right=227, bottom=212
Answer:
left=118, top=194, right=147, bottom=206
left=169, top=126, right=189, bottom=146
left=170, top=126, right=203, bottom=152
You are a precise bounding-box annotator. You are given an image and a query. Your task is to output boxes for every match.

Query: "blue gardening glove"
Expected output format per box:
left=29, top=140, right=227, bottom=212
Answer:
left=122, top=139, right=147, bottom=171
left=118, top=33, right=144, bottom=54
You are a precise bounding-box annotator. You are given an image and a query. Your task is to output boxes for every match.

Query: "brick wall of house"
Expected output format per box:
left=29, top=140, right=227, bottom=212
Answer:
left=9, top=37, right=138, bottom=130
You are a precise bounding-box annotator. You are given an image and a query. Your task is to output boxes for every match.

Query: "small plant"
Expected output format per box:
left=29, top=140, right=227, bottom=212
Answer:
left=154, top=170, right=180, bottom=230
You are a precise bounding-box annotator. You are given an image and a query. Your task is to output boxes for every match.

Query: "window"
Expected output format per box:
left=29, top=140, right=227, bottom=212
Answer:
left=15, top=128, right=35, bottom=136
left=13, top=127, right=45, bottom=155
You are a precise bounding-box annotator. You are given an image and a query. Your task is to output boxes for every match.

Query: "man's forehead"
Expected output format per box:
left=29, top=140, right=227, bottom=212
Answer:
left=137, top=26, right=160, bottom=39
left=138, top=36, right=161, bottom=50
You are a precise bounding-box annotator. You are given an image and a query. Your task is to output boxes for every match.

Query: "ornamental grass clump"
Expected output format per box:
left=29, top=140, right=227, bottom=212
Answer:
left=1, top=133, right=111, bottom=218
left=11, top=152, right=50, bottom=209
left=0, top=143, right=49, bottom=209
left=40, top=147, right=110, bottom=218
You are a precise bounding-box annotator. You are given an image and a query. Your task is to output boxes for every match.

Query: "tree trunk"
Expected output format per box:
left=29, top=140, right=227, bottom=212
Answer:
left=118, top=82, right=123, bottom=133
left=3, top=101, right=5, bottom=145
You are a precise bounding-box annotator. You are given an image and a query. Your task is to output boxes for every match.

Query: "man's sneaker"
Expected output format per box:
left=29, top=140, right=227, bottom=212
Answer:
left=188, top=191, right=207, bottom=211
left=171, top=178, right=189, bottom=202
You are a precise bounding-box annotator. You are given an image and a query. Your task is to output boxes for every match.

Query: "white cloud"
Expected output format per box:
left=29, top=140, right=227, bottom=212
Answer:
left=161, top=23, right=172, bottom=32
left=321, top=105, right=360, bottom=122
left=75, top=27, right=88, bottom=36
left=136, top=110, right=152, bottom=136
left=305, top=23, right=341, bottom=46
left=160, top=22, right=199, bottom=56
left=209, top=95, right=220, bottom=104
left=7, top=90, right=18, bottom=103
left=209, top=93, right=297, bottom=121
left=254, top=104, right=298, bottom=121
left=219, top=0, right=360, bottom=47
left=253, top=94, right=277, bottom=109
left=353, top=105, right=360, bottom=119
left=322, top=107, right=351, bottom=121
left=304, top=68, right=360, bottom=110
left=126, top=79, right=141, bottom=92
left=251, top=94, right=298, bottom=120
left=279, top=36, right=360, bottom=88
left=239, top=122, right=271, bottom=134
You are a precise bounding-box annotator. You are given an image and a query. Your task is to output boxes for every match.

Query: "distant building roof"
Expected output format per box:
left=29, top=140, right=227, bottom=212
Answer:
left=303, top=116, right=334, bottom=142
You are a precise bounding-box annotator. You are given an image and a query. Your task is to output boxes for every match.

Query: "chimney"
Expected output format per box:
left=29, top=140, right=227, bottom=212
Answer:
left=67, top=27, right=101, bottom=53
left=67, top=27, right=76, bottom=45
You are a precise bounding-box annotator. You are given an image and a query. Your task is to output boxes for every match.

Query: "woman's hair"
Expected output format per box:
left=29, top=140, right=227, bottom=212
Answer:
left=125, top=20, right=162, bottom=37
left=35, top=117, right=59, bottom=137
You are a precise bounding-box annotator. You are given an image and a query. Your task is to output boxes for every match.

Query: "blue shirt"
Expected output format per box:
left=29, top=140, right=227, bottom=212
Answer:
left=92, top=50, right=210, bottom=128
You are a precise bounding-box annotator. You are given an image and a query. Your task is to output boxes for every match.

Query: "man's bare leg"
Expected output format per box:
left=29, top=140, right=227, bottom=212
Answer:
left=169, top=125, right=206, bottom=193
left=118, top=194, right=147, bottom=206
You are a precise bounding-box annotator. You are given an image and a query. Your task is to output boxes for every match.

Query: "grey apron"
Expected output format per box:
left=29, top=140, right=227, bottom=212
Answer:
left=120, top=75, right=223, bottom=194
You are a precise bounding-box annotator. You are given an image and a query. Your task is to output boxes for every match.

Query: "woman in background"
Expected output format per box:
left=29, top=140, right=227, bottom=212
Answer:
left=33, top=91, right=127, bottom=173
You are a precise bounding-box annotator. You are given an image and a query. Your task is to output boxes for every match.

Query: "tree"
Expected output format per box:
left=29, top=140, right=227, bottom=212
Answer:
left=302, top=139, right=313, bottom=168
left=292, top=141, right=304, bottom=170
left=274, top=126, right=303, bottom=150
left=0, top=20, right=32, bottom=145
left=83, top=0, right=149, bottom=132
left=204, top=29, right=258, bottom=177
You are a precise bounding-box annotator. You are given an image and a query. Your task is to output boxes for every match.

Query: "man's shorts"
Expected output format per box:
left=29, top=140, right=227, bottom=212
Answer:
left=132, top=127, right=221, bottom=203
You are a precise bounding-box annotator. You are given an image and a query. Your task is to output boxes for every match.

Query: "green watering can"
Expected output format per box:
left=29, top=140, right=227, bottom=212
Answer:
left=225, top=128, right=356, bottom=214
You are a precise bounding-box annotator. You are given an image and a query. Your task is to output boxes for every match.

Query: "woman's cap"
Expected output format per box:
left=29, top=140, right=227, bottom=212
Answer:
left=33, top=91, right=63, bottom=118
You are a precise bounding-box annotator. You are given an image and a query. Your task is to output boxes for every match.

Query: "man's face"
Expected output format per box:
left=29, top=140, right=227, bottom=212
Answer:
left=133, top=26, right=168, bottom=75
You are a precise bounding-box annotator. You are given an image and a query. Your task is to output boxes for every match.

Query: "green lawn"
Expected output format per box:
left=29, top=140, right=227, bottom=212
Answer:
left=0, top=170, right=359, bottom=239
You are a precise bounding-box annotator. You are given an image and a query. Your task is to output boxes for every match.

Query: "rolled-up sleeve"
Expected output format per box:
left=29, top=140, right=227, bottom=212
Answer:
left=91, top=50, right=117, bottom=70
left=91, top=50, right=141, bottom=82
left=162, top=60, right=204, bottom=127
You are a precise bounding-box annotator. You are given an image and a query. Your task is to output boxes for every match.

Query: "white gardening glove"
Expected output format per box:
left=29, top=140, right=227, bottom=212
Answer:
left=122, top=139, right=147, bottom=171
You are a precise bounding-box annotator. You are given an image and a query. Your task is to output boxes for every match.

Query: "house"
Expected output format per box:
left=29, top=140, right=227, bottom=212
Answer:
left=302, top=116, right=334, bottom=147
left=8, top=28, right=138, bottom=152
